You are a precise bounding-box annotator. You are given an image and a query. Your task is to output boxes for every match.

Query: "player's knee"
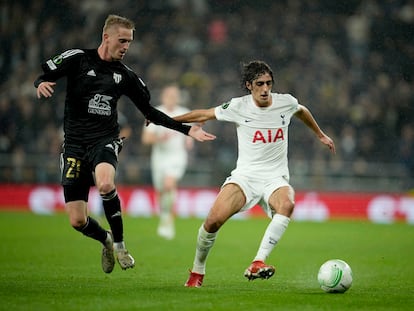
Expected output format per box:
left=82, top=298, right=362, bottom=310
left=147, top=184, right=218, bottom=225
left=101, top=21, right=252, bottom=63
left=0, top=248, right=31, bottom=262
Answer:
left=70, top=217, right=87, bottom=231
left=204, top=219, right=223, bottom=233
left=279, top=199, right=295, bottom=216
left=97, top=182, right=115, bottom=195
left=163, top=177, right=177, bottom=191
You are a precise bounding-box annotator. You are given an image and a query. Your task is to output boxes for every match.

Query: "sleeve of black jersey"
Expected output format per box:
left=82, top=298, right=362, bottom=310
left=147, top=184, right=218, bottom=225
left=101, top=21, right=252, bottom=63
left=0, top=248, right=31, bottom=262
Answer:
left=34, top=49, right=83, bottom=88
left=144, top=106, right=191, bottom=135
left=126, top=74, right=191, bottom=136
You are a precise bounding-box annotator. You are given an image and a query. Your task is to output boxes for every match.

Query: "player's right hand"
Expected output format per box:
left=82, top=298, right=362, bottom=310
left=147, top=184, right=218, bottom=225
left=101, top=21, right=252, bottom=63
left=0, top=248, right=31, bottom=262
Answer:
left=36, top=81, right=56, bottom=99
left=189, top=124, right=216, bottom=142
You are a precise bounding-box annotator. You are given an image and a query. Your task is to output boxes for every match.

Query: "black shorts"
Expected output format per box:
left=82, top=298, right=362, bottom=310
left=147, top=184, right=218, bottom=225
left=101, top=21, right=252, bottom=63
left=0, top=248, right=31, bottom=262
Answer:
left=60, top=138, right=123, bottom=202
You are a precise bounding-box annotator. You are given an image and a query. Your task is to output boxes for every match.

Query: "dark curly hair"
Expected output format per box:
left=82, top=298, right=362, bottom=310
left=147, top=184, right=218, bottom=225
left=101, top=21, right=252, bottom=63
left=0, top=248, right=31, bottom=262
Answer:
left=240, top=60, right=274, bottom=93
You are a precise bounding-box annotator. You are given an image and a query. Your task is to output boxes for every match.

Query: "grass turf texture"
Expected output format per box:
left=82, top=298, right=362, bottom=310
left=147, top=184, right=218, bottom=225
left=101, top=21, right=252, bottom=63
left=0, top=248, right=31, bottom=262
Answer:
left=0, top=212, right=413, bottom=311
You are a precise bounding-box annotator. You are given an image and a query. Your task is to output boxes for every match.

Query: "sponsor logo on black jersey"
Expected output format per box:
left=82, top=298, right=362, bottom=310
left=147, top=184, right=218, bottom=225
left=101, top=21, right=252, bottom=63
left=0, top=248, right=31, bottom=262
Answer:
left=88, top=94, right=112, bottom=116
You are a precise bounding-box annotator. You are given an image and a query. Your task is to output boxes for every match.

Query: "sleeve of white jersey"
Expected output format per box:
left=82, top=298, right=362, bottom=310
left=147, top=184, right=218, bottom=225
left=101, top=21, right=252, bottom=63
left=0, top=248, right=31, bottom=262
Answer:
left=214, top=99, right=239, bottom=122
left=285, top=94, right=299, bottom=112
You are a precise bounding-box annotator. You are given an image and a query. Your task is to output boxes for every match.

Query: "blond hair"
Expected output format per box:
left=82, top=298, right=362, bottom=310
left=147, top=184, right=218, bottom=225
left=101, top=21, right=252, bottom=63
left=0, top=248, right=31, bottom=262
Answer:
left=103, top=14, right=135, bottom=33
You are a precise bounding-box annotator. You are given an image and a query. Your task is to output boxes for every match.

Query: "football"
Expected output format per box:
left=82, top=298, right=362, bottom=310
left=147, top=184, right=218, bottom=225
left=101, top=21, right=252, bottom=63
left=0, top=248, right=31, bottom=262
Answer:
left=317, top=259, right=353, bottom=293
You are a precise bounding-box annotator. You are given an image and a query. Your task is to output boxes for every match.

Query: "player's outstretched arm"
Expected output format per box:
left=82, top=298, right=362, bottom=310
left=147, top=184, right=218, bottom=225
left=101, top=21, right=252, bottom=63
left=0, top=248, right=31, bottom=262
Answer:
left=174, top=108, right=216, bottom=123
left=188, top=124, right=216, bottom=142
left=295, top=104, right=336, bottom=154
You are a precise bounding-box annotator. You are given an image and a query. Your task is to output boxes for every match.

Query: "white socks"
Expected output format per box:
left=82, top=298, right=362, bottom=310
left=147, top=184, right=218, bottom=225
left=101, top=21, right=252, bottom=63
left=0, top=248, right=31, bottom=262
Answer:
left=192, top=225, right=217, bottom=274
left=160, top=190, right=175, bottom=219
left=254, top=214, right=290, bottom=262
left=190, top=214, right=290, bottom=274
left=114, top=241, right=126, bottom=251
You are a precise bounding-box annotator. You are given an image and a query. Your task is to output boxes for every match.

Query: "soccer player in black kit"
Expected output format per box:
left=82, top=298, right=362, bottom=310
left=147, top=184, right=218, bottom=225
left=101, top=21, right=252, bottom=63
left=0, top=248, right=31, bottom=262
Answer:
left=34, top=14, right=215, bottom=273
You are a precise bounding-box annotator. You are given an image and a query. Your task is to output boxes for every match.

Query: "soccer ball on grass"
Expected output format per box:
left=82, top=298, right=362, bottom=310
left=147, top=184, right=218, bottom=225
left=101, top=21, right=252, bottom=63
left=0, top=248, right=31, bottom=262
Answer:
left=317, top=259, right=353, bottom=293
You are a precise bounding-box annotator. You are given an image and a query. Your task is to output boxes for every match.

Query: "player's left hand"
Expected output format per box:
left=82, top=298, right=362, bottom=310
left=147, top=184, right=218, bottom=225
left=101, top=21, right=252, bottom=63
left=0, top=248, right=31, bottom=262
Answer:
left=189, top=124, right=216, bottom=142
left=36, top=81, right=56, bottom=99
left=320, top=134, right=336, bottom=154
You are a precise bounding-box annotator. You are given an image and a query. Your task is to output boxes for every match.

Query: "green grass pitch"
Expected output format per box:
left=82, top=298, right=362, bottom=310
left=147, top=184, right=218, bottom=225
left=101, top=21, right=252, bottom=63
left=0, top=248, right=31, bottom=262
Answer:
left=0, top=211, right=413, bottom=311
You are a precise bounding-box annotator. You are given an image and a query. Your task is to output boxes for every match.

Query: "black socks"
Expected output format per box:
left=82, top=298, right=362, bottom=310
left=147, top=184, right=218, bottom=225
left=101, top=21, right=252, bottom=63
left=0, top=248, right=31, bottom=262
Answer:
left=74, top=216, right=107, bottom=244
left=101, top=189, right=123, bottom=243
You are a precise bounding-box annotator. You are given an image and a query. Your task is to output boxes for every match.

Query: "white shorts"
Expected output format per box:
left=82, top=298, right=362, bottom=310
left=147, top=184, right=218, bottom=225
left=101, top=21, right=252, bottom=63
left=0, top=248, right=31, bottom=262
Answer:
left=151, top=161, right=187, bottom=191
left=222, top=174, right=290, bottom=218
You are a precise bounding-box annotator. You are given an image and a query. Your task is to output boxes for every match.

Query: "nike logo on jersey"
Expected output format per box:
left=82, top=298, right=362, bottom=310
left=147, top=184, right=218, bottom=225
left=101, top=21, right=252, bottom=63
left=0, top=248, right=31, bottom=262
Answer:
left=87, top=70, right=96, bottom=76
left=244, top=119, right=253, bottom=123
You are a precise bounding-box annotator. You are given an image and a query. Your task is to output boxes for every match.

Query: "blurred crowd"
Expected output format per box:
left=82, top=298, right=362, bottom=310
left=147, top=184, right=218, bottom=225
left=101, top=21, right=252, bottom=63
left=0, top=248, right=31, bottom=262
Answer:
left=0, top=0, right=413, bottom=190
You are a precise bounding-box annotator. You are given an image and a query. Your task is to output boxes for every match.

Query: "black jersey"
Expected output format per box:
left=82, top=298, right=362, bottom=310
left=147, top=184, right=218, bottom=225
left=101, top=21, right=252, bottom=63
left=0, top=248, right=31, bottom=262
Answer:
left=34, top=49, right=190, bottom=145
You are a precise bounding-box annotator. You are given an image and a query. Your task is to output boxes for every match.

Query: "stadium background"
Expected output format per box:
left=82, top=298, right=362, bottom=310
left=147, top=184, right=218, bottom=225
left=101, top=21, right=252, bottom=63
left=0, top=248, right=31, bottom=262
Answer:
left=0, top=0, right=413, bottom=222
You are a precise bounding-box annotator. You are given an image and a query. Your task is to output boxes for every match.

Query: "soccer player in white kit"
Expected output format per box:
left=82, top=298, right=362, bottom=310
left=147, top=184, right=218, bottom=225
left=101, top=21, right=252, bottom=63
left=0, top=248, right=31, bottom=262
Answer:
left=142, top=85, right=193, bottom=239
left=173, top=60, right=336, bottom=287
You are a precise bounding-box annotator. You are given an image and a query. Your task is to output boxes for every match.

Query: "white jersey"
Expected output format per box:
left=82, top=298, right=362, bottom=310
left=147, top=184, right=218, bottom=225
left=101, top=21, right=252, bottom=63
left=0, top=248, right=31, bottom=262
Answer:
left=214, top=92, right=299, bottom=180
left=145, top=105, right=190, bottom=174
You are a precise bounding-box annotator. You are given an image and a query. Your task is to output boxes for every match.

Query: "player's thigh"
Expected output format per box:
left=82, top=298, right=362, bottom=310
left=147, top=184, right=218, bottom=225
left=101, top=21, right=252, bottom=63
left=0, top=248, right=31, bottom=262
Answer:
left=151, top=166, right=164, bottom=191
left=162, top=175, right=178, bottom=191
left=60, top=151, right=93, bottom=187
left=94, top=162, right=116, bottom=192
left=268, top=185, right=295, bottom=216
left=60, top=152, right=94, bottom=201
left=205, top=183, right=246, bottom=231
left=91, top=139, right=120, bottom=192
left=162, top=162, right=186, bottom=190
left=63, top=182, right=90, bottom=226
